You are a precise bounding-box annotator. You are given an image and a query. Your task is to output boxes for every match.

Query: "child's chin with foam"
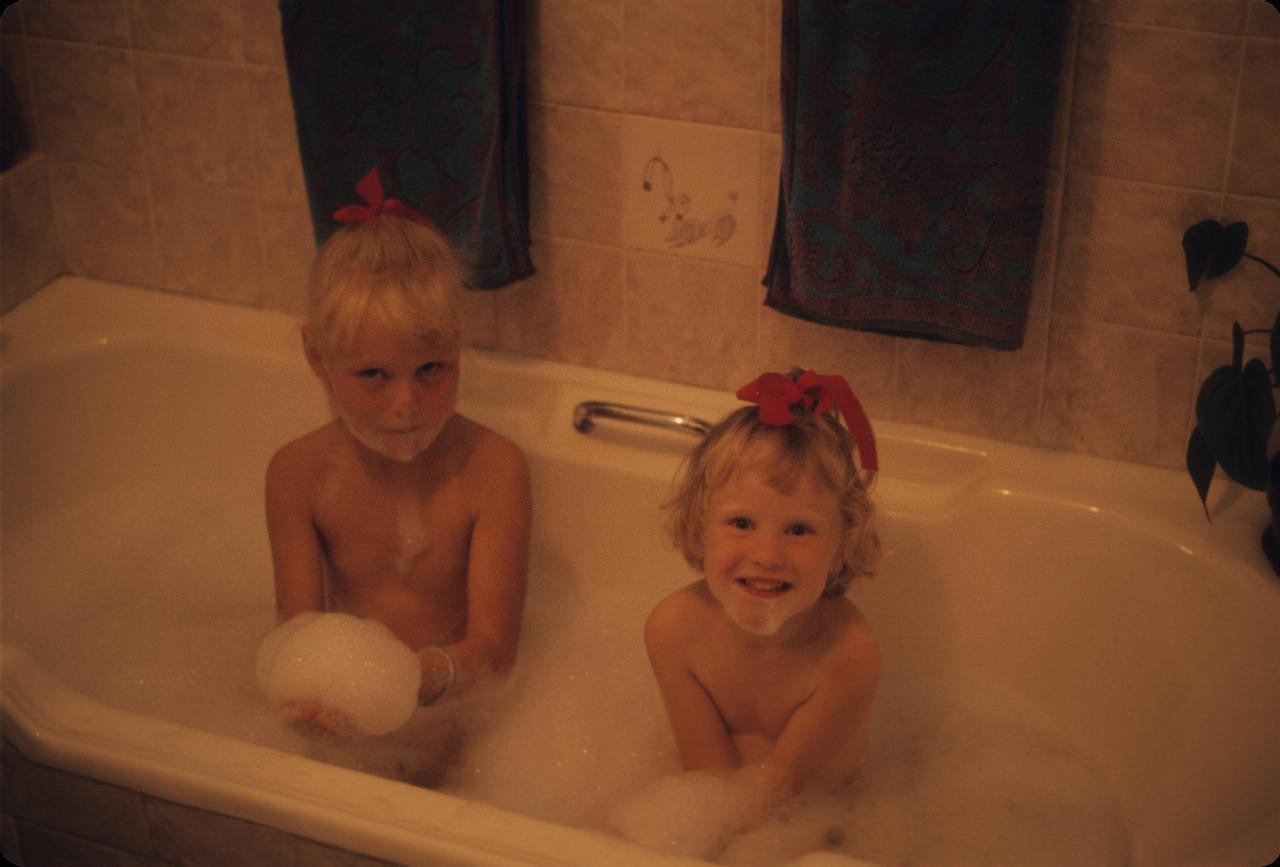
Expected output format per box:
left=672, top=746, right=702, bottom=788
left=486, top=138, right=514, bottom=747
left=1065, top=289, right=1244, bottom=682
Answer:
left=342, top=413, right=449, bottom=463
left=710, top=576, right=824, bottom=637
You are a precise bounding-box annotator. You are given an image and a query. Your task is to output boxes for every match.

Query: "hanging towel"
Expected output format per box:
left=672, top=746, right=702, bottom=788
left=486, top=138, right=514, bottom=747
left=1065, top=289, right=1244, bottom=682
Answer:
left=280, top=0, right=533, bottom=289
left=765, top=1, right=1067, bottom=349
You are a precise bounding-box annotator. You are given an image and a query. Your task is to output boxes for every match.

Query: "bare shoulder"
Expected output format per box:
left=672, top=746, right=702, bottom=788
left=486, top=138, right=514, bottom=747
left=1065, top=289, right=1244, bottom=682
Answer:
left=266, top=423, right=342, bottom=491
left=452, top=414, right=529, bottom=480
left=816, top=597, right=881, bottom=682
left=645, top=581, right=716, bottom=652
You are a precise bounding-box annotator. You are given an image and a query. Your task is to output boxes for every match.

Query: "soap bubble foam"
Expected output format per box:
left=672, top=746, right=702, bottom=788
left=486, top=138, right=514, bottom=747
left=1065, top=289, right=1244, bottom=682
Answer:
left=6, top=487, right=1133, bottom=866
left=255, top=612, right=420, bottom=737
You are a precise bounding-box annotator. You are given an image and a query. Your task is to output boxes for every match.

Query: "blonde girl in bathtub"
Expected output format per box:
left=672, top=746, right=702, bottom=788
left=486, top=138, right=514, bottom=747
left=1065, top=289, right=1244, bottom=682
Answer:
left=612, top=370, right=881, bottom=857
left=262, top=168, right=531, bottom=753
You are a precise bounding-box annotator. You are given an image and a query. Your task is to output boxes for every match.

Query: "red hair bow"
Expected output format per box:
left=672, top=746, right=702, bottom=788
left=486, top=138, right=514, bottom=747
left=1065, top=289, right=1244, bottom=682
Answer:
left=736, top=371, right=879, bottom=476
left=333, top=168, right=431, bottom=225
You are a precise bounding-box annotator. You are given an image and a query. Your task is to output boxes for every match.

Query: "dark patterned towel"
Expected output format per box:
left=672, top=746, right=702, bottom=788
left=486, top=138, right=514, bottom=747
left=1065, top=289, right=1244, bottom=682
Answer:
left=765, top=1, right=1067, bottom=349
left=280, top=0, right=533, bottom=289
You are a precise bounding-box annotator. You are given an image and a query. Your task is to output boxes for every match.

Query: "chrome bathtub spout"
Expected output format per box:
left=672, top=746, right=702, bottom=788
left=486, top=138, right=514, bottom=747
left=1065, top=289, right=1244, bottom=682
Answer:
left=573, top=401, right=712, bottom=437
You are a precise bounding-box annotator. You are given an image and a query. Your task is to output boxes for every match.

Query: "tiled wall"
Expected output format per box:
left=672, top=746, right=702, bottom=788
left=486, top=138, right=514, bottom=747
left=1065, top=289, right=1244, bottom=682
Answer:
left=2, top=0, right=1278, bottom=472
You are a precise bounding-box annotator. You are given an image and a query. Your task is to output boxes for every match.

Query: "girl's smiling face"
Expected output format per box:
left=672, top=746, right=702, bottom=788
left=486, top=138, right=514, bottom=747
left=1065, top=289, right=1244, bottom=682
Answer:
left=701, top=465, right=845, bottom=637
left=309, top=314, right=459, bottom=463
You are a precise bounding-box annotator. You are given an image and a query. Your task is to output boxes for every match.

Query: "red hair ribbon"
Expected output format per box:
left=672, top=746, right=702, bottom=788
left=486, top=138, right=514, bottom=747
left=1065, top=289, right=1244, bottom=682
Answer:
left=736, top=371, right=879, bottom=476
left=332, top=168, right=431, bottom=225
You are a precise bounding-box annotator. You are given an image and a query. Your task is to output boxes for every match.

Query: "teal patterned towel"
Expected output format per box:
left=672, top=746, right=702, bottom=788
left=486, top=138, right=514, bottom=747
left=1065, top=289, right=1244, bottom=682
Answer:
left=765, top=1, right=1067, bottom=349
left=280, top=1, right=533, bottom=289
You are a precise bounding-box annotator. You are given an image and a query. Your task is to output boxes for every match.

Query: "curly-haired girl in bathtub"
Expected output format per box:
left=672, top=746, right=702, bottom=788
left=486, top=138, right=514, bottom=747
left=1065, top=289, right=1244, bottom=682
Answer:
left=263, top=169, right=530, bottom=752
left=613, top=370, right=881, bottom=856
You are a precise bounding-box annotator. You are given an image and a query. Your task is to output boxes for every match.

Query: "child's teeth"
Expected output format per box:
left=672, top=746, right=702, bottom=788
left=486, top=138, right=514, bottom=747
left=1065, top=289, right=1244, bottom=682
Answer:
left=743, top=579, right=787, bottom=591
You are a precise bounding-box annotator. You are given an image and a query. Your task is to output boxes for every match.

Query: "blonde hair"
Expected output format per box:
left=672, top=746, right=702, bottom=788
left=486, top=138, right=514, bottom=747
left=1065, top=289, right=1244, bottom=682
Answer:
left=666, top=399, right=880, bottom=596
left=305, top=215, right=464, bottom=357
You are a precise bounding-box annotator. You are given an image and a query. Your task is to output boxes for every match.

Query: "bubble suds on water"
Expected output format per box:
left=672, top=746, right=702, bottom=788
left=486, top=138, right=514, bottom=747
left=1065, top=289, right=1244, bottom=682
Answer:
left=7, top=495, right=1131, bottom=866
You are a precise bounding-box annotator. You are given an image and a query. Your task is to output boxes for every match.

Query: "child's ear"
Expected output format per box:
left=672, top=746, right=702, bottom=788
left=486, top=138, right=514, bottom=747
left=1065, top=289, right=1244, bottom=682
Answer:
left=301, top=328, right=327, bottom=380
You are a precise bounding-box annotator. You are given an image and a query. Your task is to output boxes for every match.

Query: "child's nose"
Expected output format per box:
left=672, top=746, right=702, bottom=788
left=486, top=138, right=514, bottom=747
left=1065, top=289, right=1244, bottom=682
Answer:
left=750, top=534, right=786, bottom=569
left=388, top=381, right=423, bottom=419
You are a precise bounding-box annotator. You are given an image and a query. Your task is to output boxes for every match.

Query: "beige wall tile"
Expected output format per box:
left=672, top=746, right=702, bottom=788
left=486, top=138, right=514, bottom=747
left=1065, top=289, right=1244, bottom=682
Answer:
left=625, top=251, right=758, bottom=389
left=242, top=0, right=286, bottom=68
left=1040, top=315, right=1199, bottom=467
left=764, top=0, right=781, bottom=134
left=529, top=103, right=623, bottom=245
left=1227, top=39, right=1280, bottom=198
left=256, top=193, right=313, bottom=315
left=1070, top=23, right=1240, bottom=188
left=151, top=177, right=263, bottom=304
left=623, top=115, right=761, bottom=267
left=760, top=132, right=781, bottom=270
left=21, top=0, right=130, bottom=46
left=897, top=313, right=1049, bottom=444
left=1030, top=170, right=1064, bottom=316
left=27, top=39, right=142, bottom=171
left=1049, top=17, right=1078, bottom=172
left=458, top=283, right=500, bottom=350
left=1249, top=3, right=1280, bottom=37
left=757, top=306, right=897, bottom=420
left=49, top=159, right=161, bottom=286
left=1054, top=173, right=1214, bottom=335
left=3, top=34, right=40, bottom=153
left=246, top=67, right=305, bottom=199
left=145, top=798, right=296, bottom=867
left=529, top=0, right=623, bottom=110
left=128, top=0, right=242, bottom=61
left=624, top=0, right=765, bottom=129
left=1079, top=0, right=1249, bottom=33
left=495, top=235, right=626, bottom=367
left=1, top=155, right=62, bottom=311
left=1207, top=195, right=1280, bottom=344
left=135, top=54, right=255, bottom=190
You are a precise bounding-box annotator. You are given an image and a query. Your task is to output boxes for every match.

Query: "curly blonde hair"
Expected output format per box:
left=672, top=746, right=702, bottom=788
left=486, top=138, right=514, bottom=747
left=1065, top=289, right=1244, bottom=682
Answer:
left=305, top=215, right=464, bottom=358
left=665, top=400, right=880, bottom=596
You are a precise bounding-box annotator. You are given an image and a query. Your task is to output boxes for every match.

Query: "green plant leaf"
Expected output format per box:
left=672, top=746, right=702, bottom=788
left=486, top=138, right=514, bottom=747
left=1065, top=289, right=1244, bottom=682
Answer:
left=1186, top=426, right=1215, bottom=519
left=1195, top=359, right=1276, bottom=490
left=1181, top=220, right=1249, bottom=292
left=1210, top=222, right=1249, bottom=278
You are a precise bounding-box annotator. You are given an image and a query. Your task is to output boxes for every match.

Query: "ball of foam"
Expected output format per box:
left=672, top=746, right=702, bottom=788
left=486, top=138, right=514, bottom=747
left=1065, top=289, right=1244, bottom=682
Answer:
left=255, top=612, right=420, bottom=736
left=609, top=771, right=761, bottom=858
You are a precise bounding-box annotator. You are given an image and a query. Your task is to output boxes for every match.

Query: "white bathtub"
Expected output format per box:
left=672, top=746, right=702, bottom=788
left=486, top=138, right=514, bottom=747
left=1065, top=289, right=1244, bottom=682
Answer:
left=2, top=276, right=1278, bottom=867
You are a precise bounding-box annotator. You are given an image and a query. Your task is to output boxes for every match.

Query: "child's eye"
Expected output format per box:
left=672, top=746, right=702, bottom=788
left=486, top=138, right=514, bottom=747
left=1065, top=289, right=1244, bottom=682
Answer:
left=786, top=523, right=815, bottom=536
left=416, top=362, right=443, bottom=377
left=727, top=516, right=753, bottom=530
left=356, top=368, right=386, bottom=381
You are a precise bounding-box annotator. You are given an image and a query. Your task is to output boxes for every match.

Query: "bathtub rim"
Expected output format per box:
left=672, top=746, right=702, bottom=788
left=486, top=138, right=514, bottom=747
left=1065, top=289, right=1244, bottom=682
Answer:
left=4, top=276, right=1280, bottom=867
left=1, top=646, right=708, bottom=867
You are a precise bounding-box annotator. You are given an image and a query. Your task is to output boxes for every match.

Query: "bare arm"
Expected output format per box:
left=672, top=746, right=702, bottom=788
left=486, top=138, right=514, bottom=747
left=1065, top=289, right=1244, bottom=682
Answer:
left=265, top=445, right=326, bottom=622
left=756, top=624, right=881, bottom=795
left=645, top=591, right=738, bottom=773
left=423, top=434, right=531, bottom=700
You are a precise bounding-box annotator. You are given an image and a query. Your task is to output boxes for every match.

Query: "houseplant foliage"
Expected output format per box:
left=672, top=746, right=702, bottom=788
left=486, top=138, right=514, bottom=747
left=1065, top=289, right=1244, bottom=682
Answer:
left=1182, top=219, right=1279, bottom=575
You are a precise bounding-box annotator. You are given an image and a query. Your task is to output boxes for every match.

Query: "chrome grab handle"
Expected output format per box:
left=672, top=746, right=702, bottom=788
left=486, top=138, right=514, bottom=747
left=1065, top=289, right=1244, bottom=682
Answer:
left=573, top=401, right=712, bottom=437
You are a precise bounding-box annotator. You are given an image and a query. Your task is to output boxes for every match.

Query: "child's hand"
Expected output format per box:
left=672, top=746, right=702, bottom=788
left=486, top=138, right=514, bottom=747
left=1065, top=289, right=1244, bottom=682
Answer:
left=281, top=699, right=359, bottom=740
